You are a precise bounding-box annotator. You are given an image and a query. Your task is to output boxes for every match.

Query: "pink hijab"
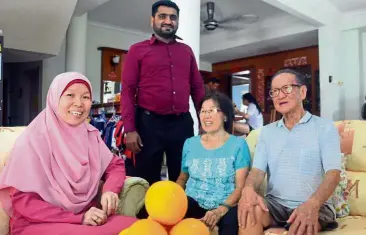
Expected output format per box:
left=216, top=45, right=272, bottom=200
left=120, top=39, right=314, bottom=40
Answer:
left=0, top=72, right=113, bottom=214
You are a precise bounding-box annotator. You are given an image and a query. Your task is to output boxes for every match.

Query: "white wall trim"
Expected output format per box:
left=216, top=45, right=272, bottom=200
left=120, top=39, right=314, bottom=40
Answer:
left=88, top=21, right=150, bottom=38
left=341, top=9, right=366, bottom=31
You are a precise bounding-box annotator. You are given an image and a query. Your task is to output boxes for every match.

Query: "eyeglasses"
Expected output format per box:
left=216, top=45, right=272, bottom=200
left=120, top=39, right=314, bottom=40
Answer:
left=269, top=84, right=302, bottom=98
left=199, top=108, right=222, bottom=117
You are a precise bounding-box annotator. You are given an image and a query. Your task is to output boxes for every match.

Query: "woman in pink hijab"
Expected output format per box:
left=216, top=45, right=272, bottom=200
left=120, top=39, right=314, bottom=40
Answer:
left=0, top=72, right=136, bottom=234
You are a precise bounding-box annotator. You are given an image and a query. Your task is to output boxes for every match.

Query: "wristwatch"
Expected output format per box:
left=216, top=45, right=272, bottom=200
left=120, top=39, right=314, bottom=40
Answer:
left=219, top=202, right=232, bottom=210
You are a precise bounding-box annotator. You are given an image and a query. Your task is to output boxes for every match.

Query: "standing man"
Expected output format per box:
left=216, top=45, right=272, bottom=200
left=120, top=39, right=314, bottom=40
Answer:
left=121, top=0, right=205, bottom=186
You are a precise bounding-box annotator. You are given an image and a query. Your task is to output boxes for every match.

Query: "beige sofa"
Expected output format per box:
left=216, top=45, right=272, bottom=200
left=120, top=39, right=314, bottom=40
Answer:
left=2, top=120, right=366, bottom=235
left=0, top=127, right=149, bottom=235
left=244, top=120, right=366, bottom=235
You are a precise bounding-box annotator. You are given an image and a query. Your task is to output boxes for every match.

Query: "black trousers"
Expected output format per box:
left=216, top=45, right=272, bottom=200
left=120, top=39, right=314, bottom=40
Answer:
left=126, top=107, right=194, bottom=186
left=185, top=197, right=239, bottom=235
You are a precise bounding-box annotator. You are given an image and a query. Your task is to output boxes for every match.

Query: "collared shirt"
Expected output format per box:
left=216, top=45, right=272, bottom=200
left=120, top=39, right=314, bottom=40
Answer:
left=253, top=112, right=341, bottom=209
left=121, top=35, right=205, bottom=132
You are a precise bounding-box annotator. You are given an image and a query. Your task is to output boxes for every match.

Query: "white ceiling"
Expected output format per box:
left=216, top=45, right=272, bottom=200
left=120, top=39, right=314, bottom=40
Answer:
left=89, top=0, right=152, bottom=34
left=200, top=0, right=285, bottom=25
left=74, top=0, right=112, bottom=16
left=0, top=0, right=76, bottom=56
left=89, top=0, right=307, bottom=63
left=89, top=0, right=287, bottom=34
left=201, top=30, right=318, bottom=63
left=330, top=0, right=366, bottom=12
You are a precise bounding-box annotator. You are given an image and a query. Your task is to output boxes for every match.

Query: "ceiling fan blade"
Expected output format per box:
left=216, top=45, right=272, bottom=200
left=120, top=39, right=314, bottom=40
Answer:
left=218, top=24, right=242, bottom=31
left=200, top=27, right=214, bottom=34
left=218, top=14, right=259, bottom=24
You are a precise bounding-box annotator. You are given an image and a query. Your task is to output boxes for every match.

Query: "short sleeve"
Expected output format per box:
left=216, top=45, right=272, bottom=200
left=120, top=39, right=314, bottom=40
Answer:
left=252, top=129, right=268, bottom=172
left=181, top=138, right=191, bottom=173
left=320, top=122, right=342, bottom=172
left=234, top=138, right=251, bottom=170
left=247, top=103, right=257, bottom=116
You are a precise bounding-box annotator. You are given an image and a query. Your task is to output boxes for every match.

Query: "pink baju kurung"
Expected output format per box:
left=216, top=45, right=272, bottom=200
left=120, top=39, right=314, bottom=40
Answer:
left=10, top=157, right=137, bottom=235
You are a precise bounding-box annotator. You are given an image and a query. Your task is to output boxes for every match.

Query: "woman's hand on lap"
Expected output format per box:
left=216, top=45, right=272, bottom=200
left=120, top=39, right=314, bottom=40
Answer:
left=101, top=191, right=119, bottom=216
left=201, top=209, right=223, bottom=230
left=83, top=207, right=107, bottom=226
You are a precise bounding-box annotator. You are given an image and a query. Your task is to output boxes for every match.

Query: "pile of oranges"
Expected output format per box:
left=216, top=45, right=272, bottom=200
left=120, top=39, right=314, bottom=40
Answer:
left=119, top=181, right=210, bottom=235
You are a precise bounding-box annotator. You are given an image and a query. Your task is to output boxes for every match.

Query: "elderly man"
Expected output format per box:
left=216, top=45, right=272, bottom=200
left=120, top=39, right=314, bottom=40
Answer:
left=238, top=68, right=341, bottom=235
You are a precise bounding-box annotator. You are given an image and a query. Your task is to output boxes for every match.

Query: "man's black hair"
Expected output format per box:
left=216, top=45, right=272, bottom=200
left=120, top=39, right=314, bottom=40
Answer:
left=209, top=77, right=220, bottom=84
left=272, top=68, right=306, bottom=86
left=152, top=0, right=180, bottom=16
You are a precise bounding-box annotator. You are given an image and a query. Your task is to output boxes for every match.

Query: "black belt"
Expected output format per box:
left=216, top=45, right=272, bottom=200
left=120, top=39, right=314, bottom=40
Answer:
left=138, top=107, right=189, bottom=118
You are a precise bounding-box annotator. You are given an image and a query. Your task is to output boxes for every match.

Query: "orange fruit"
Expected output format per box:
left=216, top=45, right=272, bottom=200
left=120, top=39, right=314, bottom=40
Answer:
left=145, top=181, right=188, bottom=225
left=170, top=218, right=210, bottom=235
left=121, top=219, right=168, bottom=235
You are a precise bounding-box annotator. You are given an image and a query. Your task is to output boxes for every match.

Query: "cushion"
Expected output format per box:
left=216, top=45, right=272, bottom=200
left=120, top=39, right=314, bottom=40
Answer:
left=245, top=128, right=261, bottom=161
left=264, top=216, right=366, bottom=234
left=335, top=120, right=366, bottom=172
left=0, top=127, right=27, bottom=173
left=117, top=177, right=149, bottom=217
left=331, top=154, right=350, bottom=217
left=246, top=129, right=267, bottom=196
left=346, top=171, right=366, bottom=216
left=322, top=216, right=366, bottom=235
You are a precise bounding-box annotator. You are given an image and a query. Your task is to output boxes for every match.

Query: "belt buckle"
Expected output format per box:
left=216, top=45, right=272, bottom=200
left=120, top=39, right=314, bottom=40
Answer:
left=144, top=110, right=151, bottom=115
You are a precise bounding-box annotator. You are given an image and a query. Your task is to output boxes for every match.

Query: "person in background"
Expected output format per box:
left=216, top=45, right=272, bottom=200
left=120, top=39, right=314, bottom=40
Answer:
left=177, top=92, right=251, bottom=235
left=204, top=77, right=221, bottom=94
left=121, top=0, right=205, bottom=186
left=238, top=69, right=341, bottom=235
left=234, top=93, right=263, bottom=134
left=0, top=72, right=136, bottom=235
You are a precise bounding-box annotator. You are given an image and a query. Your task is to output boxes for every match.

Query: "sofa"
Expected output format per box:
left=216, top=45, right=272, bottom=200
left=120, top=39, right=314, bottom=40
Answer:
left=2, top=120, right=366, bottom=235
left=0, top=127, right=149, bottom=235
left=244, top=120, right=366, bottom=235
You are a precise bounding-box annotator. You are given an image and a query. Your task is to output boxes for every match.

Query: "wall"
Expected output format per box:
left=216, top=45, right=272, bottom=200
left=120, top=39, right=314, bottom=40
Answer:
left=199, top=60, right=212, bottom=72
left=42, top=40, right=66, bottom=108
left=212, top=46, right=319, bottom=121
left=318, top=27, right=365, bottom=121
left=340, top=29, right=361, bottom=120
left=362, top=31, right=366, bottom=109
left=86, top=22, right=150, bottom=102
left=87, top=22, right=213, bottom=102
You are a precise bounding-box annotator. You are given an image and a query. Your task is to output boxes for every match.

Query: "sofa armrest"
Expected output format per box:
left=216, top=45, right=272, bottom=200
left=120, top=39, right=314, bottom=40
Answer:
left=116, top=177, right=149, bottom=217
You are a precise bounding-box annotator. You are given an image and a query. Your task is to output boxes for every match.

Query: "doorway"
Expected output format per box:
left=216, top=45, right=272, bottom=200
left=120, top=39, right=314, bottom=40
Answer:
left=3, top=61, right=42, bottom=126
left=231, top=69, right=252, bottom=112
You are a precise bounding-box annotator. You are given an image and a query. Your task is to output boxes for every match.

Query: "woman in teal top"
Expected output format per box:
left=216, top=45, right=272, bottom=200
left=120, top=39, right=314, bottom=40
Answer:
left=176, top=92, right=251, bottom=235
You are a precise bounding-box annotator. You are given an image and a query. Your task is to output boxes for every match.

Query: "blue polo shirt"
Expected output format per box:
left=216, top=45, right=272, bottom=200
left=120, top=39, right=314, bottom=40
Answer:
left=253, top=112, right=341, bottom=209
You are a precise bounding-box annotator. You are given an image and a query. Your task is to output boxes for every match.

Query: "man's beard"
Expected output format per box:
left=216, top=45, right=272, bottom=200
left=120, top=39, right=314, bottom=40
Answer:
left=153, top=23, right=178, bottom=39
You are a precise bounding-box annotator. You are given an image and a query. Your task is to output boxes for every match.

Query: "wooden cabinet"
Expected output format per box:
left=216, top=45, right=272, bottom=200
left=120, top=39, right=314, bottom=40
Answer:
left=98, top=47, right=127, bottom=104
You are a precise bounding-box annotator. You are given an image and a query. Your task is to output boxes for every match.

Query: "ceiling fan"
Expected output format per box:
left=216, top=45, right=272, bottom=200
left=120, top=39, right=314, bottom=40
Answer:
left=201, top=1, right=259, bottom=32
